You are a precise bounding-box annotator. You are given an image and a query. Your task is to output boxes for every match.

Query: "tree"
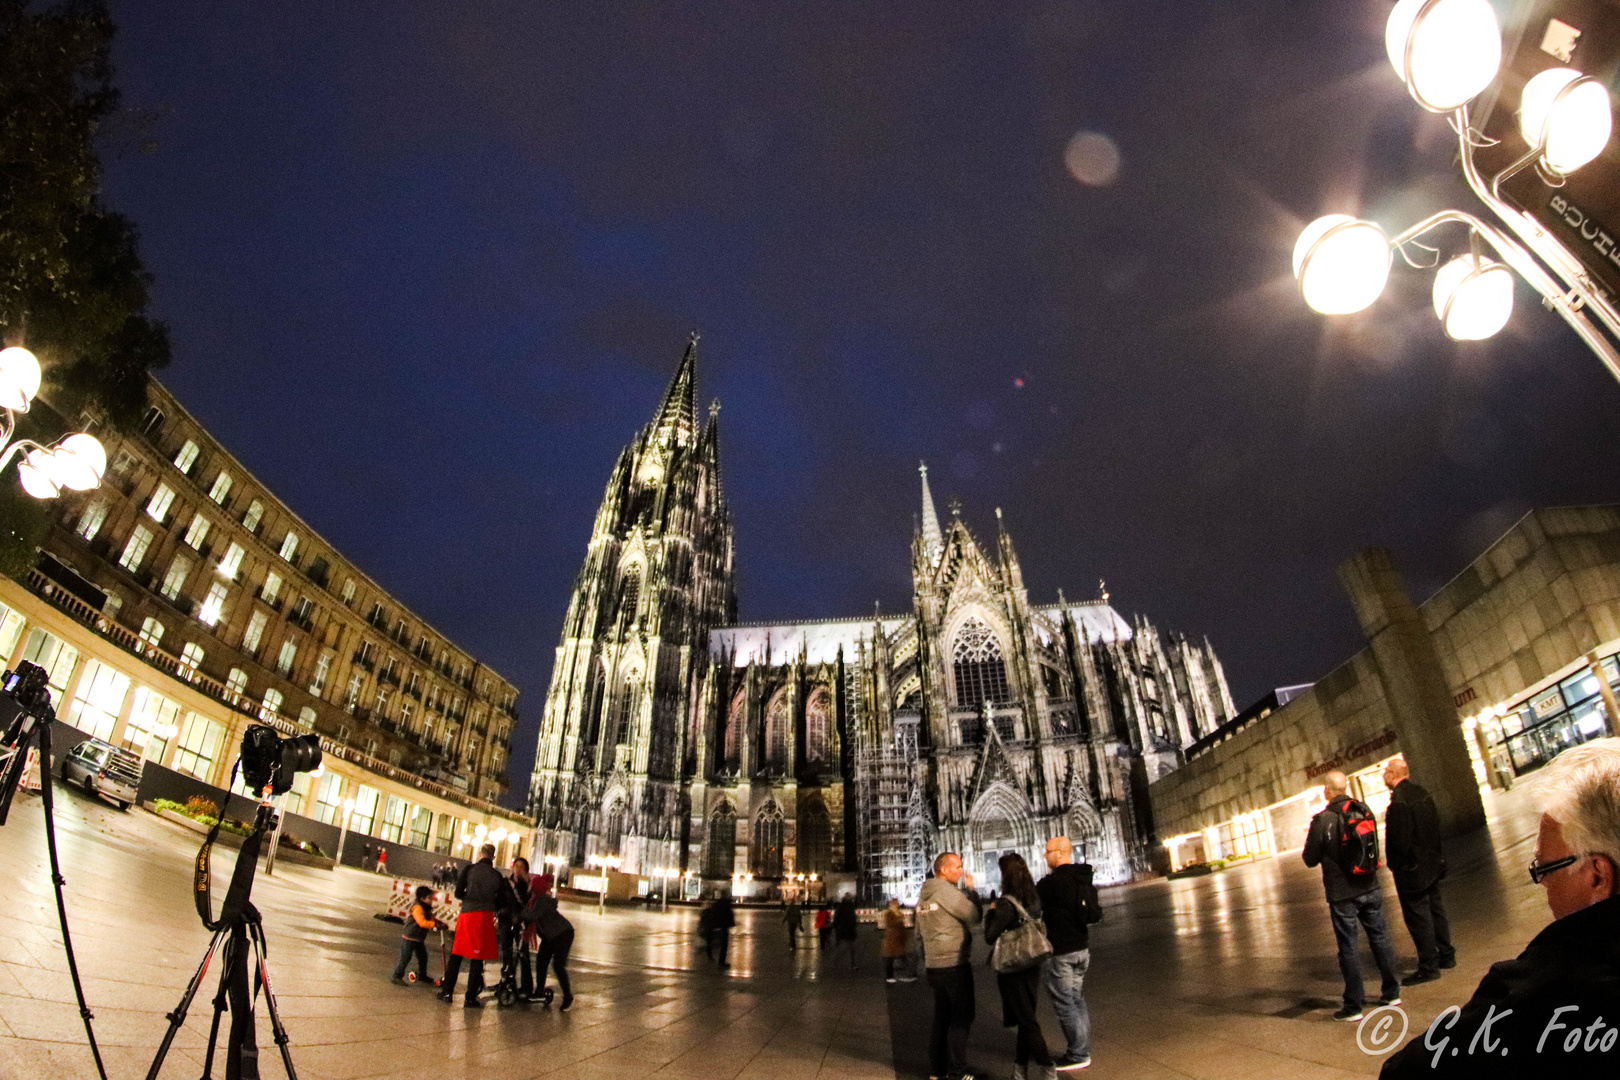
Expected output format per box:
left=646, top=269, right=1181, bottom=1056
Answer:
left=0, top=0, right=170, bottom=431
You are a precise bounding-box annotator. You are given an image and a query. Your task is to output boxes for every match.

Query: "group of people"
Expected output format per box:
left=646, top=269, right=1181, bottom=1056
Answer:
left=388, top=843, right=576, bottom=1012
left=777, top=896, right=865, bottom=968
left=917, top=836, right=1101, bottom=1080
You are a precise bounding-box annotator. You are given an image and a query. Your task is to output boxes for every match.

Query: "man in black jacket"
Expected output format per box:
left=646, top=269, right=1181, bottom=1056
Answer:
left=1303, top=771, right=1401, bottom=1022
left=1037, top=835, right=1102, bottom=1071
left=1382, top=755, right=1456, bottom=985
left=437, top=844, right=515, bottom=1007
left=1380, top=738, right=1620, bottom=1078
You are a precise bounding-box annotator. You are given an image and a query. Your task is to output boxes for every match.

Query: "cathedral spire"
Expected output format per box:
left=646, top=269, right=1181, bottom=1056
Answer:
left=918, top=461, right=943, bottom=563
left=650, top=334, right=700, bottom=449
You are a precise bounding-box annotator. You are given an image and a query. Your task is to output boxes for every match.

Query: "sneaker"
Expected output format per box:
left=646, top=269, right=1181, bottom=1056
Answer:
left=1056, top=1055, right=1092, bottom=1071
left=1333, top=1005, right=1365, bottom=1022
left=1379, top=994, right=1402, bottom=1007
left=464, top=997, right=485, bottom=1009
left=1401, top=970, right=1441, bottom=986
left=1439, top=955, right=1458, bottom=970
left=899, top=975, right=918, bottom=983
left=390, top=976, right=407, bottom=986
left=559, top=995, right=574, bottom=1012
left=435, top=990, right=453, bottom=1004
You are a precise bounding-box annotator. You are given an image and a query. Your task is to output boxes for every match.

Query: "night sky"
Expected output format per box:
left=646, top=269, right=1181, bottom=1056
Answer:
left=99, top=1, right=1620, bottom=807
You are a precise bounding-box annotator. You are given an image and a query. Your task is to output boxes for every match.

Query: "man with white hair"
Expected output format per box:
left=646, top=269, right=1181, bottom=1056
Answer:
left=1381, top=738, right=1620, bottom=1077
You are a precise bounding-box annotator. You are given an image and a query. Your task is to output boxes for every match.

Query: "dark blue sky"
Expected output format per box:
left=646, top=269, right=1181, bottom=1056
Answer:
left=101, top=1, right=1620, bottom=806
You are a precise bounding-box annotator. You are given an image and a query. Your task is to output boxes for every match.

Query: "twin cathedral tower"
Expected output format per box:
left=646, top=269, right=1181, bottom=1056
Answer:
left=525, top=340, right=1235, bottom=898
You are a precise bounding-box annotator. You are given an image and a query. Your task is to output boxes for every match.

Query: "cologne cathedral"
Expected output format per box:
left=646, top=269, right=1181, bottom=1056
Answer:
left=526, top=341, right=1236, bottom=898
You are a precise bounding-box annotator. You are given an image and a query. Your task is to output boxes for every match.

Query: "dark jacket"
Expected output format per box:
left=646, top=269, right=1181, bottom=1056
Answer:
left=1384, top=779, right=1445, bottom=894
left=529, top=892, right=573, bottom=940
left=983, top=892, right=1042, bottom=949
left=833, top=898, right=859, bottom=940
left=712, top=898, right=736, bottom=930
left=1381, top=895, right=1620, bottom=1078
left=1035, top=862, right=1100, bottom=954
left=1303, top=794, right=1379, bottom=903
left=455, top=857, right=512, bottom=914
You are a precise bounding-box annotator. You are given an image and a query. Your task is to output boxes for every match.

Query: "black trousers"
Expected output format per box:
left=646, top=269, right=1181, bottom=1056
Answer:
left=440, top=955, right=485, bottom=1003
left=1398, top=881, right=1455, bottom=974
left=997, top=967, right=1054, bottom=1067
left=537, top=929, right=573, bottom=1001
left=926, top=964, right=975, bottom=1078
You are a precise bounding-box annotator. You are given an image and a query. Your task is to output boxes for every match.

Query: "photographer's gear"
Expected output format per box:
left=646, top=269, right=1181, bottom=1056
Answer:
left=237, top=723, right=321, bottom=797
left=0, top=663, right=108, bottom=1080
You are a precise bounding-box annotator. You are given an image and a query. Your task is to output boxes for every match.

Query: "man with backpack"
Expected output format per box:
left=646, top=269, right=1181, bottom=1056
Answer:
left=1302, top=770, right=1401, bottom=1022
left=1037, top=835, right=1103, bottom=1071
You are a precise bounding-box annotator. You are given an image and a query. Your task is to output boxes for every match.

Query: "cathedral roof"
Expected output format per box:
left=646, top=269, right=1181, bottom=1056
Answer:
left=1031, top=602, right=1133, bottom=645
left=711, top=616, right=910, bottom=667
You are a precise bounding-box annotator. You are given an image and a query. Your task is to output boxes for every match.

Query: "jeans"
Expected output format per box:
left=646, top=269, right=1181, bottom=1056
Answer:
left=1328, top=891, right=1401, bottom=1008
left=1043, top=948, right=1092, bottom=1060
left=926, top=964, right=975, bottom=1078
left=440, top=955, right=485, bottom=1004
left=537, top=929, right=573, bottom=1002
left=391, top=938, right=429, bottom=982
left=1397, top=882, right=1455, bottom=974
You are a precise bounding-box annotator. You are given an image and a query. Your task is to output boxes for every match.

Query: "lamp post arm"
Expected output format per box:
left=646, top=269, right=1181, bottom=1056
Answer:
left=1453, top=105, right=1620, bottom=347
left=1394, top=208, right=1620, bottom=386
left=0, top=435, right=47, bottom=477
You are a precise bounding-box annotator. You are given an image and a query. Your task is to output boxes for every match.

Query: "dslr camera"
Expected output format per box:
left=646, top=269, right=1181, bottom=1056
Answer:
left=238, top=724, right=322, bottom=796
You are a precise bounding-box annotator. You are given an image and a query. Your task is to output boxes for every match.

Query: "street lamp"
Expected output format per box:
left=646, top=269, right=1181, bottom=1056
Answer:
left=0, top=347, right=108, bottom=499
left=332, top=796, right=356, bottom=871
left=1295, top=2, right=1620, bottom=379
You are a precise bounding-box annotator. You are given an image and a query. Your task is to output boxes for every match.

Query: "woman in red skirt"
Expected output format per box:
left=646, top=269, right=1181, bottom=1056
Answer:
left=438, top=843, right=512, bottom=1007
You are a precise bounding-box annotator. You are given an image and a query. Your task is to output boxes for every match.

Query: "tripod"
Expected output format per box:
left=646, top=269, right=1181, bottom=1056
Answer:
left=146, top=800, right=297, bottom=1080
left=0, top=667, right=108, bottom=1080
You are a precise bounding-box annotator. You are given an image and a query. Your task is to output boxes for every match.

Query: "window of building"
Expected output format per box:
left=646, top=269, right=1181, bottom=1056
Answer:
left=172, top=712, right=222, bottom=782
left=21, top=628, right=79, bottom=697
left=400, top=702, right=414, bottom=731
left=242, top=610, right=268, bottom=655
left=160, top=555, right=190, bottom=601
left=119, top=524, right=154, bottom=571
left=183, top=513, right=210, bottom=549
left=125, top=688, right=182, bottom=761
left=375, top=688, right=390, bottom=715
left=146, top=483, right=176, bottom=522
left=110, top=447, right=137, bottom=475
left=410, top=806, right=433, bottom=849
left=138, top=617, right=165, bottom=651
left=432, top=815, right=459, bottom=855
left=243, top=500, right=263, bottom=533
left=173, top=440, right=200, bottom=474
left=226, top=667, right=248, bottom=698
left=345, top=673, right=363, bottom=711
left=764, top=689, right=787, bottom=770
left=261, top=571, right=282, bottom=605
left=218, top=541, right=245, bottom=580
left=705, top=803, right=737, bottom=878
left=259, top=688, right=283, bottom=721
left=178, top=642, right=204, bottom=680
left=278, top=531, right=298, bottom=562
left=298, top=706, right=316, bottom=730
left=66, top=659, right=130, bottom=741
left=208, top=471, right=232, bottom=504
left=805, top=687, right=832, bottom=767
left=752, top=804, right=785, bottom=878
left=380, top=796, right=408, bottom=843
left=313, top=772, right=343, bottom=825
left=310, top=653, right=331, bottom=696
left=341, top=578, right=355, bottom=605
left=76, top=501, right=107, bottom=542
left=103, top=592, right=122, bottom=621
left=140, top=406, right=165, bottom=435
left=951, top=617, right=1012, bottom=708
left=0, top=603, right=27, bottom=660
left=620, top=565, right=641, bottom=622
left=291, top=596, right=314, bottom=623
left=199, top=581, right=229, bottom=627
left=275, top=640, right=297, bottom=677
left=350, top=786, right=379, bottom=835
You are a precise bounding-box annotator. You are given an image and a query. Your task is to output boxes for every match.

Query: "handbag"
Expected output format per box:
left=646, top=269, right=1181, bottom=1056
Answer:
left=989, top=896, right=1053, bottom=973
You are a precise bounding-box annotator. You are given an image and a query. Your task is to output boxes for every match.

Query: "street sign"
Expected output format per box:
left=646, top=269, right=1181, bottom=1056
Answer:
left=1474, top=0, right=1620, bottom=298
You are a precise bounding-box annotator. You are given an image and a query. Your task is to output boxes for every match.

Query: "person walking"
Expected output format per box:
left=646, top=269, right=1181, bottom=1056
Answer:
left=784, top=898, right=802, bottom=951
left=375, top=847, right=387, bottom=875
left=390, top=885, right=442, bottom=985
left=832, top=896, right=860, bottom=971
left=816, top=904, right=833, bottom=950
left=918, top=851, right=983, bottom=1080
left=880, top=898, right=916, bottom=983
left=438, top=843, right=512, bottom=1008
left=1037, top=835, right=1101, bottom=1071
left=985, top=853, right=1056, bottom=1080
left=530, top=873, right=575, bottom=1010
left=1381, top=755, right=1456, bottom=985
left=702, top=895, right=736, bottom=968
left=1303, top=770, right=1401, bottom=1021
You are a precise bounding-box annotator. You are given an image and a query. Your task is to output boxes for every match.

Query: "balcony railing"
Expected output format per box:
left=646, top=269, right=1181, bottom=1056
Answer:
left=351, top=651, right=374, bottom=672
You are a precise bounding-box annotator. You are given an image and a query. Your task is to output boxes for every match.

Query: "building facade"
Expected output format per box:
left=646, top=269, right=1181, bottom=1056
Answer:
left=528, top=344, right=1237, bottom=898
left=7, top=377, right=528, bottom=857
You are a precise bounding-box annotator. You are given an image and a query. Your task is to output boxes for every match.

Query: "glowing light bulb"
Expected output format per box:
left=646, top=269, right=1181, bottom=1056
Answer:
left=1385, top=0, right=1502, bottom=112
left=1519, top=68, right=1613, bottom=175
left=0, top=346, right=41, bottom=411
left=1292, top=215, right=1391, bottom=315
left=1432, top=254, right=1514, bottom=340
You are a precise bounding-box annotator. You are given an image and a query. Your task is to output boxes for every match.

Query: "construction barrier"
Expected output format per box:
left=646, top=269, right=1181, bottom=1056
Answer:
left=382, top=877, right=460, bottom=928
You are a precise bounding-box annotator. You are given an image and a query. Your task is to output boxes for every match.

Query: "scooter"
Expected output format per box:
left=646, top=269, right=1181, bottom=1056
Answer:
left=406, top=928, right=448, bottom=987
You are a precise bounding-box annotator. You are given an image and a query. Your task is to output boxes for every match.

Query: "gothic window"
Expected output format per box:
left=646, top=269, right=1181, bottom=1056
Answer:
left=606, top=675, right=638, bottom=749
left=619, top=566, right=641, bottom=623
left=584, top=660, right=606, bottom=746
left=1041, top=664, right=1066, bottom=700
left=705, top=802, right=737, bottom=878
left=804, top=687, right=832, bottom=767
left=724, top=690, right=744, bottom=768
left=952, top=618, right=1012, bottom=707
left=799, top=799, right=831, bottom=874
left=603, top=801, right=626, bottom=856
left=763, top=689, right=787, bottom=772
left=752, top=803, right=784, bottom=878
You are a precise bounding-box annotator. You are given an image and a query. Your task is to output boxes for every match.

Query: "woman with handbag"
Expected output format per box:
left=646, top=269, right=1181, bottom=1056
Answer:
left=985, top=852, right=1057, bottom=1080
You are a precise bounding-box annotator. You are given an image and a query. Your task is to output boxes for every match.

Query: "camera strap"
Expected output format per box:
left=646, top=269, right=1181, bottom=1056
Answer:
left=193, top=761, right=239, bottom=931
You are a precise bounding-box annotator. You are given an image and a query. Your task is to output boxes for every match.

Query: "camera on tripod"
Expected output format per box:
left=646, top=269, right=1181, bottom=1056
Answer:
left=237, top=724, right=321, bottom=797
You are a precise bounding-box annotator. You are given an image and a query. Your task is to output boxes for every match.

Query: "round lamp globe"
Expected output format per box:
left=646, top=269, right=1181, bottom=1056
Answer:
left=1385, top=0, right=1501, bottom=112
left=1293, top=215, right=1391, bottom=315
left=1432, top=254, right=1514, bottom=340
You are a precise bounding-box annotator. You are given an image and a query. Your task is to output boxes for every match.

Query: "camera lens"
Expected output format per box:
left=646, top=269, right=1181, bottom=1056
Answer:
left=280, top=734, right=322, bottom=779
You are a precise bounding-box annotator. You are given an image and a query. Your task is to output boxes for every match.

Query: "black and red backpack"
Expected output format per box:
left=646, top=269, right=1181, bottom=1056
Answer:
left=1335, top=798, right=1381, bottom=879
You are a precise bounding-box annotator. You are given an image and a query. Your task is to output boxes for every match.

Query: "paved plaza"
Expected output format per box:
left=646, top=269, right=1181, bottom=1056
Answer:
left=0, top=778, right=1563, bottom=1080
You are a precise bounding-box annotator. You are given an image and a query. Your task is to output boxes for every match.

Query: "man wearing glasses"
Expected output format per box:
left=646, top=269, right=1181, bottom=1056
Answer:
left=1380, top=738, right=1620, bottom=1077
